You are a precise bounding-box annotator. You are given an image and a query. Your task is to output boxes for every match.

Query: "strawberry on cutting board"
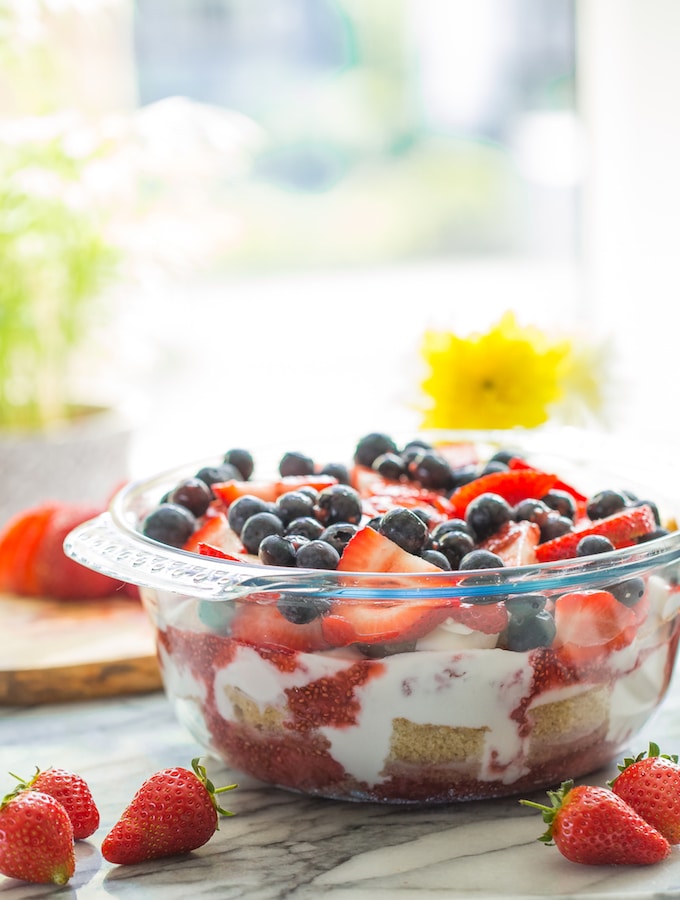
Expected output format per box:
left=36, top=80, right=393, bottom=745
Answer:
left=520, top=779, right=670, bottom=865
left=101, top=758, right=236, bottom=865
left=0, top=502, right=128, bottom=600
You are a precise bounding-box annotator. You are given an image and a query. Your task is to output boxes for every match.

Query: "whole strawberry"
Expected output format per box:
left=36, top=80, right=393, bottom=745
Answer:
left=610, top=742, right=680, bottom=843
left=0, top=790, right=75, bottom=884
left=101, top=758, right=236, bottom=864
left=520, top=779, right=670, bottom=866
left=11, top=766, right=100, bottom=839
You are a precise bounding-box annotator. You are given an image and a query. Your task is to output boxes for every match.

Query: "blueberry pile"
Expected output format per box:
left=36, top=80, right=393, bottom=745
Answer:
left=140, top=431, right=667, bottom=576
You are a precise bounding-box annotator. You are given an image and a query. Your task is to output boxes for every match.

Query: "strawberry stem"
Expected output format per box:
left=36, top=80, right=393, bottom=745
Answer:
left=609, top=741, right=679, bottom=785
left=191, top=757, right=238, bottom=822
left=519, top=779, right=574, bottom=845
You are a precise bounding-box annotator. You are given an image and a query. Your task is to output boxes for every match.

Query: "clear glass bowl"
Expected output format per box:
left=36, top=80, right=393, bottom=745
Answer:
left=64, top=430, right=680, bottom=804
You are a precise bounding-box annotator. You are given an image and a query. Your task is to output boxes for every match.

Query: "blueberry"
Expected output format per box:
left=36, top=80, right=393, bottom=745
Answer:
left=275, top=490, right=315, bottom=525
left=284, top=516, right=324, bottom=541
left=506, top=593, right=547, bottom=616
left=586, top=489, right=627, bottom=520
left=354, top=432, right=398, bottom=468
left=576, top=534, right=615, bottom=557
left=379, top=507, right=428, bottom=555
left=167, top=477, right=212, bottom=517
left=240, top=511, right=284, bottom=554
left=373, top=452, right=407, bottom=480
left=637, top=527, right=671, bottom=543
left=607, top=577, right=646, bottom=607
left=421, top=549, right=451, bottom=570
left=539, top=514, right=574, bottom=542
left=479, top=460, right=509, bottom=476
left=258, top=533, right=297, bottom=566
left=223, top=447, right=254, bottom=481
left=320, top=461, right=351, bottom=484
left=142, top=503, right=196, bottom=548
left=365, top=515, right=383, bottom=531
left=295, top=540, right=340, bottom=570
left=407, top=451, right=453, bottom=491
left=430, top=518, right=473, bottom=541
left=320, top=522, right=358, bottom=555
left=504, top=610, right=556, bottom=651
left=459, top=549, right=504, bottom=571
left=195, top=462, right=242, bottom=490
left=514, top=498, right=551, bottom=526
left=315, top=484, right=363, bottom=526
left=449, top=465, right=478, bottom=490
left=227, top=494, right=270, bottom=536
left=435, top=530, right=475, bottom=569
left=489, top=449, right=520, bottom=465
left=541, top=489, right=577, bottom=520
left=465, top=493, right=512, bottom=541
left=279, top=451, right=315, bottom=477
left=277, top=594, right=332, bottom=624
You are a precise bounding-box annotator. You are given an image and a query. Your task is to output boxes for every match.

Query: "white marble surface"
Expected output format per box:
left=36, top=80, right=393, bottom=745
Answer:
left=3, top=674, right=680, bottom=899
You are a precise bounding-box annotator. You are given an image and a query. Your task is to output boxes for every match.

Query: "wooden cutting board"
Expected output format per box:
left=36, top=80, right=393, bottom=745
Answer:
left=0, top=593, right=162, bottom=706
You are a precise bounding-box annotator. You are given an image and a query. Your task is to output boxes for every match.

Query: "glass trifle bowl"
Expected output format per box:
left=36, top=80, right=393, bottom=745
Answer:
left=64, top=429, right=680, bottom=804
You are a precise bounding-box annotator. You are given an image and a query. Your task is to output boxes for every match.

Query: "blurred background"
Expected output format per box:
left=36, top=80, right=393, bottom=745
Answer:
left=1, top=0, right=678, bottom=483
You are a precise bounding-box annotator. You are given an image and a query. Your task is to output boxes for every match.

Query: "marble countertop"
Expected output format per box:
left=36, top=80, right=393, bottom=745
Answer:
left=3, top=679, right=680, bottom=900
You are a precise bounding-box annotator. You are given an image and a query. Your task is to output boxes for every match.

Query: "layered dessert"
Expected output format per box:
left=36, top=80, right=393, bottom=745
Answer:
left=132, top=433, right=680, bottom=802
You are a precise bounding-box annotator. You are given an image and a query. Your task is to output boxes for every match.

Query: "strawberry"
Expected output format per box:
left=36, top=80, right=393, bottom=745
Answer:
left=610, top=742, right=680, bottom=843
left=0, top=502, right=125, bottom=599
left=520, top=779, right=670, bottom=865
left=212, top=475, right=338, bottom=507
left=11, top=766, right=100, bottom=840
left=183, top=509, right=256, bottom=561
left=507, top=456, right=588, bottom=504
left=0, top=789, right=75, bottom=884
left=479, top=519, right=540, bottom=567
left=553, top=589, right=638, bottom=663
left=449, top=469, right=558, bottom=518
left=321, top=598, right=454, bottom=647
left=535, top=504, right=657, bottom=563
left=362, top=482, right=455, bottom=522
left=337, top=525, right=444, bottom=574
left=445, top=601, right=508, bottom=635
left=230, top=601, right=331, bottom=652
left=101, top=758, right=237, bottom=865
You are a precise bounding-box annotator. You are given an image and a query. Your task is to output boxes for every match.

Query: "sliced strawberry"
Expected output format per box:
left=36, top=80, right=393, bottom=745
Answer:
left=362, top=482, right=456, bottom=523
left=213, top=475, right=338, bottom=507
left=507, top=457, right=588, bottom=503
left=445, top=601, right=508, bottom=634
left=553, top=589, right=638, bottom=663
left=449, top=469, right=558, bottom=518
left=337, top=526, right=443, bottom=574
left=0, top=503, right=56, bottom=595
left=230, top=601, right=331, bottom=652
left=479, top=519, right=540, bottom=567
left=321, top=599, right=454, bottom=646
left=535, top=504, right=657, bottom=563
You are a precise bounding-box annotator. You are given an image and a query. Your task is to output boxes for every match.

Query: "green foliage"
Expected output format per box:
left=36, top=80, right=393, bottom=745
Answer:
left=0, top=131, right=119, bottom=430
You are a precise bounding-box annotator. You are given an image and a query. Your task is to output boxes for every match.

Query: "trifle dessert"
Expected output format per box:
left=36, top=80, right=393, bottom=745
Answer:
left=65, top=431, right=680, bottom=803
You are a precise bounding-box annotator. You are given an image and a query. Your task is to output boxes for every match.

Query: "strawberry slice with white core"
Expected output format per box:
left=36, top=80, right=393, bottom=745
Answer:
left=337, top=526, right=443, bottom=574
left=553, top=589, right=638, bottom=662
left=535, top=504, right=657, bottom=563
left=321, top=600, right=455, bottom=647
left=479, top=519, right=540, bottom=567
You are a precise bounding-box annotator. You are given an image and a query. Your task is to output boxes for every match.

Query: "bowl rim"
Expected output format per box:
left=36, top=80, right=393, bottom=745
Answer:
left=64, top=428, right=680, bottom=602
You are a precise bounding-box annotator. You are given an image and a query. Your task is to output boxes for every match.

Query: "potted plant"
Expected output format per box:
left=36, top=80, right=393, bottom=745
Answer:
left=0, top=115, right=132, bottom=526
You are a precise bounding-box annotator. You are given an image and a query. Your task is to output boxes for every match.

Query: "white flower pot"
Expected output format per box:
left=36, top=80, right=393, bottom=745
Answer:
left=0, top=408, right=132, bottom=528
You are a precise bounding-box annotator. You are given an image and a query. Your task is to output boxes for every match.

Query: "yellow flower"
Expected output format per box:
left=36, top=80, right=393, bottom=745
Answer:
left=419, top=312, right=602, bottom=430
